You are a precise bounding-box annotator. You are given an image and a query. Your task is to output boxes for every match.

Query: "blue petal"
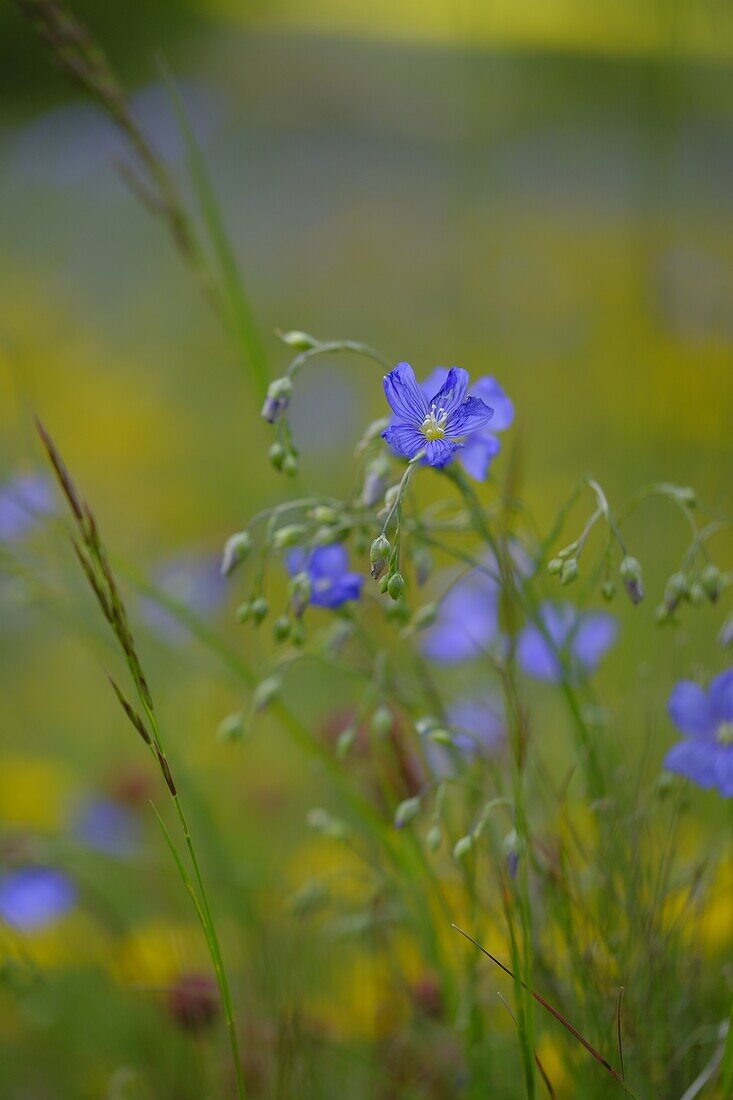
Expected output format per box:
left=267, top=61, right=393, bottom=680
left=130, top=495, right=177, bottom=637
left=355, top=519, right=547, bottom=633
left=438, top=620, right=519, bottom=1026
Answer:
left=311, top=572, right=363, bottom=608
left=459, top=434, right=502, bottom=481
left=382, top=423, right=425, bottom=460
left=713, top=749, right=733, bottom=797
left=421, top=572, right=499, bottom=663
left=424, top=438, right=460, bottom=468
left=664, top=739, right=719, bottom=789
left=709, top=668, right=733, bottom=724
left=383, top=362, right=428, bottom=427
left=667, top=681, right=715, bottom=738
left=448, top=697, right=505, bottom=754
left=286, top=547, right=309, bottom=576
left=572, top=612, right=618, bottom=672
left=517, top=624, right=562, bottom=682
left=446, top=396, right=494, bottom=438
left=428, top=367, right=469, bottom=419
left=0, top=867, right=76, bottom=931
left=470, top=378, right=514, bottom=431
left=420, top=367, right=449, bottom=398
left=308, top=544, right=350, bottom=581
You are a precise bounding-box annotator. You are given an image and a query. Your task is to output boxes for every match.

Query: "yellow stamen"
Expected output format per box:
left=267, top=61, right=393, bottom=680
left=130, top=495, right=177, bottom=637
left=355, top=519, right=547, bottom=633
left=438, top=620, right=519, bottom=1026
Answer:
left=420, top=407, right=447, bottom=442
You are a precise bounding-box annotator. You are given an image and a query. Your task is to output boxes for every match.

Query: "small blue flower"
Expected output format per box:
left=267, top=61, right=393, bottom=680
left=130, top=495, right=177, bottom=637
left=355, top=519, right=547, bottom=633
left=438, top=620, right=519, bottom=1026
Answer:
left=517, top=602, right=617, bottom=683
left=381, top=363, right=494, bottom=469
left=421, top=568, right=500, bottom=663
left=663, top=670, right=733, bottom=797
left=0, top=472, right=54, bottom=542
left=0, top=867, right=76, bottom=931
left=419, top=369, right=514, bottom=480
left=141, top=552, right=228, bottom=641
left=71, top=797, right=141, bottom=858
left=287, top=545, right=363, bottom=609
left=448, top=697, right=506, bottom=755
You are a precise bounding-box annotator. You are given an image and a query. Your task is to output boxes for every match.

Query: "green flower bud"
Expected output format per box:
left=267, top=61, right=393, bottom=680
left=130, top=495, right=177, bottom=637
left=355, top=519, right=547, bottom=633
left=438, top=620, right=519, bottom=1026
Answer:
left=278, top=330, right=317, bottom=350
left=688, top=581, right=705, bottom=607
left=558, top=542, right=579, bottom=559
left=291, top=619, right=306, bottom=647
left=547, top=557, right=563, bottom=575
left=453, top=835, right=473, bottom=861
left=394, top=797, right=421, bottom=829
left=312, top=525, right=343, bottom=547
left=216, top=711, right=245, bottom=743
left=664, top=571, right=688, bottom=611
left=306, top=808, right=349, bottom=841
left=221, top=530, right=253, bottom=576
left=289, top=571, right=312, bottom=616
left=601, top=579, right=616, bottom=601
left=387, top=573, right=405, bottom=600
left=336, top=725, right=356, bottom=758
left=370, top=534, right=391, bottom=580
left=269, top=442, right=285, bottom=470
left=560, top=558, right=579, bottom=586
left=371, top=706, right=394, bottom=738
left=701, top=563, right=721, bottom=602
left=273, top=524, right=307, bottom=549
left=310, top=505, right=339, bottom=524
left=654, top=602, right=670, bottom=625
left=253, top=675, right=281, bottom=711
left=426, top=825, right=443, bottom=853
left=251, top=596, right=269, bottom=624
left=261, top=376, right=293, bottom=423
left=379, top=574, right=389, bottom=594
left=273, top=615, right=292, bottom=643
left=236, top=600, right=252, bottom=623
left=282, top=454, right=299, bottom=477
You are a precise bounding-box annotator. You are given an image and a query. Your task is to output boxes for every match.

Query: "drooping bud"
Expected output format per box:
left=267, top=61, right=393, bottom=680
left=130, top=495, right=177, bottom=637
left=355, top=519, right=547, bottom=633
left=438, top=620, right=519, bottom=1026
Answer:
left=253, top=675, right=281, bottom=711
left=251, top=596, right=269, bottom=624
left=387, top=573, right=405, bottom=600
left=547, top=558, right=563, bottom=575
left=361, top=455, right=390, bottom=508
left=306, top=807, right=350, bottom=841
left=620, top=555, right=644, bottom=604
left=273, top=524, right=307, bottom=549
left=269, top=442, right=285, bottom=470
left=336, top=725, right=356, bottom=758
left=426, top=825, right=442, bottom=853
left=216, top=711, right=245, bottom=743
left=701, top=563, right=721, bottom=603
left=453, top=835, right=473, bottom=861
left=282, top=454, right=299, bottom=477
left=289, top=571, right=312, bottom=616
left=601, top=579, right=616, bottom=601
left=378, top=574, right=389, bottom=594
left=394, top=796, right=421, bottom=829
left=557, top=541, right=578, bottom=559
left=309, top=505, right=339, bottom=524
left=688, top=581, right=705, bottom=607
left=371, top=706, right=394, bottom=737
left=221, top=530, right=252, bottom=576
left=273, top=615, right=292, bottom=643
left=236, top=600, right=252, bottom=623
left=261, top=376, right=293, bottom=423
left=369, top=535, right=390, bottom=580
left=664, top=571, right=688, bottom=612
left=277, top=330, right=318, bottom=350
left=560, top=558, right=579, bottom=586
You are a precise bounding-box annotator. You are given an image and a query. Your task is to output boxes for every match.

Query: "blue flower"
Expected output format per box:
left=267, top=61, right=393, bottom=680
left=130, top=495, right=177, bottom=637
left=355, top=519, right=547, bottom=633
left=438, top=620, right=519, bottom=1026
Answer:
left=448, top=697, right=506, bottom=755
left=71, top=797, right=141, bottom=858
left=0, top=867, right=76, bottom=931
left=287, top=545, right=363, bottom=609
left=419, top=369, right=514, bottom=480
left=381, top=363, right=494, bottom=469
left=141, top=551, right=228, bottom=642
left=517, top=602, right=617, bottom=683
left=663, top=670, right=733, bottom=797
left=421, top=568, right=500, bottom=663
left=0, top=472, right=54, bottom=542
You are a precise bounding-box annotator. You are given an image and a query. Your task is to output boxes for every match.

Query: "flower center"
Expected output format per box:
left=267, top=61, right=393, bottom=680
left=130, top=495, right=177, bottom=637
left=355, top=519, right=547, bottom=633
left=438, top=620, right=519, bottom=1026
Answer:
left=421, top=406, right=448, bottom=441
left=716, top=721, right=733, bottom=746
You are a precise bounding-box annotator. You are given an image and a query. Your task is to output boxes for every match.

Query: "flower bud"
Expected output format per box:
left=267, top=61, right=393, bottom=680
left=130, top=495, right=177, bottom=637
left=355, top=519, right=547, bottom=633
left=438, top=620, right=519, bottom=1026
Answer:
left=383, top=485, right=400, bottom=512
left=251, top=596, right=269, bottom=624
left=394, top=797, right=421, bottom=829
left=379, top=574, right=389, bottom=594
left=221, top=530, right=253, bottom=576
left=291, top=619, right=306, bottom=647
left=361, top=455, right=391, bottom=508
left=253, top=675, right=281, bottom=711
left=558, top=542, right=578, bottom=559
left=278, top=330, right=317, bottom=350
left=664, top=571, right=688, bottom=611
left=387, top=573, right=405, bottom=600
left=426, top=825, right=442, bottom=853
left=620, top=555, right=644, bottom=604
left=370, top=535, right=390, bottom=580
left=688, top=581, right=705, bottom=607
left=719, top=614, right=733, bottom=649
left=261, top=376, right=293, bottom=423
left=289, top=571, right=312, bottom=617
left=306, top=807, right=349, bottom=841
left=701, top=563, right=721, bottom=602
left=216, top=711, right=245, bottom=743
left=312, top=525, right=342, bottom=547
left=371, top=706, right=393, bottom=737
left=273, top=615, right=292, bottom=643
left=236, top=600, right=252, bottom=623
left=654, top=602, right=670, bottom=625
left=453, top=835, right=473, bottom=861
left=560, top=558, right=579, bottom=586
left=282, top=454, right=299, bottom=477
left=273, top=524, right=307, bottom=549
left=269, top=442, right=285, bottom=470
left=602, top=579, right=616, bottom=601
left=310, top=505, right=339, bottom=524
left=336, top=725, right=356, bottom=758
left=547, top=558, right=563, bottom=575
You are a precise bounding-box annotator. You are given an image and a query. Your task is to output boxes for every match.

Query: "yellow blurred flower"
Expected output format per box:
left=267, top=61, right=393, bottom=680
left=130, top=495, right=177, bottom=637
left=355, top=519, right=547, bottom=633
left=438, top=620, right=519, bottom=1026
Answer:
left=114, top=919, right=212, bottom=987
left=0, top=755, right=77, bottom=830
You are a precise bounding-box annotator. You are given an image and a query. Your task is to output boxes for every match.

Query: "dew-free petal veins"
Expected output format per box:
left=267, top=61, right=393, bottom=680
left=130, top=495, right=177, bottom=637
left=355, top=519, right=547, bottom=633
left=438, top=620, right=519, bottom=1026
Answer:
left=383, top=362, right=428, bottom=425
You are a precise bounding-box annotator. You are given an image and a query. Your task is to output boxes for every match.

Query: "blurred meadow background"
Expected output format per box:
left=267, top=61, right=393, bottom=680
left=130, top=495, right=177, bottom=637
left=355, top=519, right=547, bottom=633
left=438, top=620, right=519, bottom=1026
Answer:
left=0, top=1, right=732, bottom=1097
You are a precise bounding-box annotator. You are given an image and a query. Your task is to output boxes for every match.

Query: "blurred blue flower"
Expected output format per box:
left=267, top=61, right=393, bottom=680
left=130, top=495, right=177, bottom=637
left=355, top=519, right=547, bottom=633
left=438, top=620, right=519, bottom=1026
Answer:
left=71, top=798, right=141, bottom=858
left=287, top=545, right=363, bottom=609
left=0, top=867, right=76, bottom=931
left=141, top=552, right=228, bottom=642
left=0, top=472, right=54, bottom=541
left=421, top=568, right=499, bottom=663
left=382, top=363, right=494, bottom=469
left=663, top=670, right=733, bottom=797
left=448, top=697, right=506, bottom=755
left=420, top=369, right=514, bottom=480
left=517, top=602, right=617, bottom=683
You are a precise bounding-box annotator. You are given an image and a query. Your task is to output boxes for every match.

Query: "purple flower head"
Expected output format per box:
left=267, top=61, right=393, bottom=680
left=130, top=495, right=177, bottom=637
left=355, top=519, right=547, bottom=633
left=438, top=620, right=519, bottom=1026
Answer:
left=0, top=472, right=55, bottom=541
left=518, top=602, right=618, bottom=683
left=663, top=670, right=733, bottom=797
left=419, top=369, right=514, bottom=480
left=0, top=867, right=76, bottom=932
left=449, top=697, right=506, bottom=755
left=381, top=363, right=494, bottom=469
left=141, top=552, right=228, bottom=642
left=421, top=568, right=500, bottom=663
left=286, top=544, right=363, bottom=609
left=71, top=797, right=141, bottom=858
